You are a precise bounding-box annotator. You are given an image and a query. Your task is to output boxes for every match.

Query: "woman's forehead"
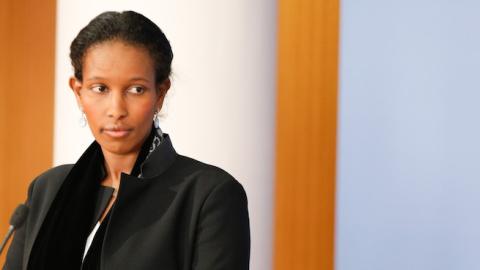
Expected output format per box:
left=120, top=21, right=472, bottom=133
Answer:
left=82, top=41, right=155, bottom=83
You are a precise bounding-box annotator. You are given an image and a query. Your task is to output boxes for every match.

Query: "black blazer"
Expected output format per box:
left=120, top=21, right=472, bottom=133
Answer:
left=3, top=135, right=250, bottom=270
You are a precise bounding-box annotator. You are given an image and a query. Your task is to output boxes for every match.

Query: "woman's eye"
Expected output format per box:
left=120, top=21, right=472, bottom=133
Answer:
left=128, top=86, right=145, bottom=94
left=91, top=85, right=107, bottom=93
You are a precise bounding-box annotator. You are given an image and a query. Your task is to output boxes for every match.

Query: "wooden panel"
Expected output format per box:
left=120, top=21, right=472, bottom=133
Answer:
left=0, top=0, right=10, bottom=246
left=274, top=0, right=339, bottom=269
left=0, top=0, right=55, bottom=264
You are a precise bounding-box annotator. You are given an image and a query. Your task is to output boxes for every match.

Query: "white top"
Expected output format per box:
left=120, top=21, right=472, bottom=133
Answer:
left=82, top=221, right=101, bottom=261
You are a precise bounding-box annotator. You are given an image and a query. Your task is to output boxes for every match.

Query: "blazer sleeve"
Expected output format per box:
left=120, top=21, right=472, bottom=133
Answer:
left=3, top=179, right=36, bottom=270
left=192, top=179, right=250, bottom=270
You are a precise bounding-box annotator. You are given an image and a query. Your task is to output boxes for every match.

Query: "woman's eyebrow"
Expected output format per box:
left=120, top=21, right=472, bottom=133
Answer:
left=129, top=77, right=150, bottom=83
left=85, top=76, right=105, bottom=82
left=84, top=76, right=150, bottom=83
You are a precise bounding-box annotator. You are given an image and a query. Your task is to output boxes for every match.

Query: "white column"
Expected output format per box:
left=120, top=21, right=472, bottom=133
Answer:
left=54, top=1, right=277, bottom=269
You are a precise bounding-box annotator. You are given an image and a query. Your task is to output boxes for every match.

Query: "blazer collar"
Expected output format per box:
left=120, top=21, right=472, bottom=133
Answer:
left=97, top=132, right=177, bottom=180
left=138, top=133, right=177, bottom=179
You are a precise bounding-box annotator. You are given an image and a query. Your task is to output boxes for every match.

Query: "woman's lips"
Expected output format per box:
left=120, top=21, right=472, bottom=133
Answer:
left=103, top=128, right=132, bottom=138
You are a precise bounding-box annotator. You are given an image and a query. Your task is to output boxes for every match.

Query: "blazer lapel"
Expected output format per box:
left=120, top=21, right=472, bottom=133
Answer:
left=100, top=133, right=178, bottom=269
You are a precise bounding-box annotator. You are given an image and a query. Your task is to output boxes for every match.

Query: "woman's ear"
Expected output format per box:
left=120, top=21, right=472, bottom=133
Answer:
left=158, top=78, right=171, bottom=97
left=156, top=78, right=171, bottom=110
left=69, top=76, right=84, bottom=110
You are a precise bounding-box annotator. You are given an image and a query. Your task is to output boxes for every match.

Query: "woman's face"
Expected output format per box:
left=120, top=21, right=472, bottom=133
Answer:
left=70, top=40, right=170, bottom=156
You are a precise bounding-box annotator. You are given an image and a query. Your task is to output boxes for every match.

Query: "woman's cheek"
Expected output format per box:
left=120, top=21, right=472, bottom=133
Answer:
left=135, top=98, right=157, bottom=119
left=136, top=106, right=155, bottom=124
left=83, top=101, right=105, bottom=133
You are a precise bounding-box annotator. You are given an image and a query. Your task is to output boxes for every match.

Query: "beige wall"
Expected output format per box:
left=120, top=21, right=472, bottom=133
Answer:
left=0, top=0, right=55, bottom=264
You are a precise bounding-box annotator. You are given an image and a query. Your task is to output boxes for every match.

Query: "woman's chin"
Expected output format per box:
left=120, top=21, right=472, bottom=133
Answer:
left=99, top=140, right=141, bottom=156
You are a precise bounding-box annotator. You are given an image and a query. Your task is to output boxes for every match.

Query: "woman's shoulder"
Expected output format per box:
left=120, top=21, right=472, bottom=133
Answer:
left=27, top=164, right=74, bottom=199
left=174, top=155, right=237, bottom=182
left=33, top=164, right=73, bottom=184
left=170, top=155, right=247, bottom=197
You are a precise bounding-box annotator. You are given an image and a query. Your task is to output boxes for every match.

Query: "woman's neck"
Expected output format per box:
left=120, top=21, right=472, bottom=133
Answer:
left=101, top=149, right=140, bottom=188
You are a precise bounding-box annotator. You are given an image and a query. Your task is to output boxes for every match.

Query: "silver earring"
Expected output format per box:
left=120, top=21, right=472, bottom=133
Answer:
left=153, top=111, right=160, bottom=128
left=79, top=112, right=87, bottom=127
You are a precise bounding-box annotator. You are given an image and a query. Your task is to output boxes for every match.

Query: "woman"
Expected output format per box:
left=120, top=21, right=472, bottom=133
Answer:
left=3, top=11, right=250, bottom=270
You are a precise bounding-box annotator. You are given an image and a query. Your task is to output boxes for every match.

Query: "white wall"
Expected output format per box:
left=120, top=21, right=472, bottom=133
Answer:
left=54, top=1, right=277, bottom=269
left=337, top=1, right=480, bottom=270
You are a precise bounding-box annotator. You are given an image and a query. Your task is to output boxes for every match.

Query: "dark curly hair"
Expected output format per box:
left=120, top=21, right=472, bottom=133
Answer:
left=70, top=11, right=173, bottom=84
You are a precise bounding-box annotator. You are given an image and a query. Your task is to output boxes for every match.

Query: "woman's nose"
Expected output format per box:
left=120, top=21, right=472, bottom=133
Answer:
left=107, top=91, right=128, bottom=119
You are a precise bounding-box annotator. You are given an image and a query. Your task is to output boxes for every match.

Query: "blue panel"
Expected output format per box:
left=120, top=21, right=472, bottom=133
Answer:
left=336, top=1, right=480, bottom=269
